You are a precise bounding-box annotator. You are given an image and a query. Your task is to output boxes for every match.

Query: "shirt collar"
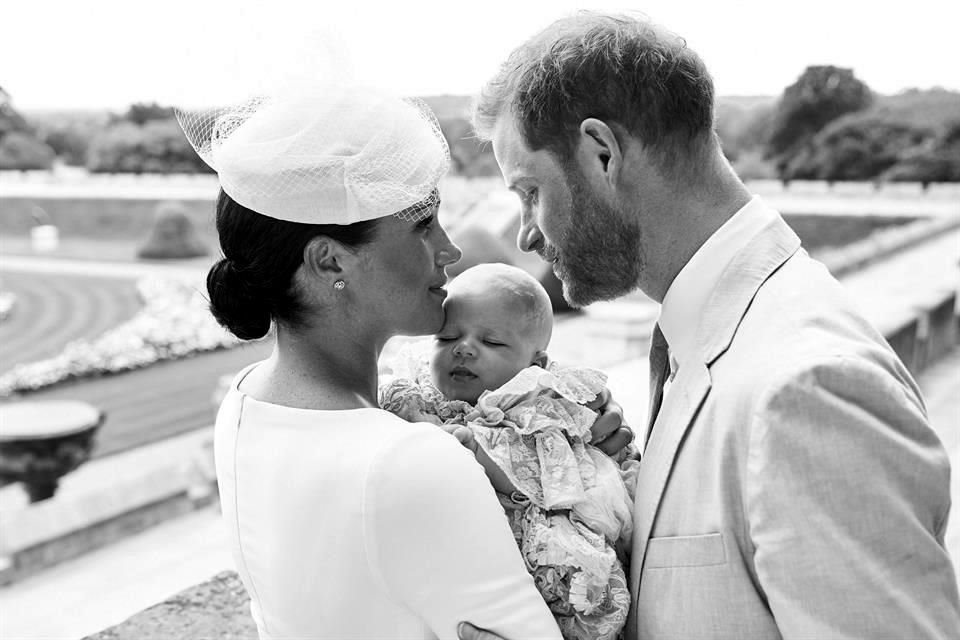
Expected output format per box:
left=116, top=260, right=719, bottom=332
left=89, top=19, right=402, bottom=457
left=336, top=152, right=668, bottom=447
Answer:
left=658, top=196, right=777, bottom=369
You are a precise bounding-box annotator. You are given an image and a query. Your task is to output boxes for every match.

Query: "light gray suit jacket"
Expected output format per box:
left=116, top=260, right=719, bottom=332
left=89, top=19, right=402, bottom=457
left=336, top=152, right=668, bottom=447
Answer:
left=626, top=213, right=960, bottom=639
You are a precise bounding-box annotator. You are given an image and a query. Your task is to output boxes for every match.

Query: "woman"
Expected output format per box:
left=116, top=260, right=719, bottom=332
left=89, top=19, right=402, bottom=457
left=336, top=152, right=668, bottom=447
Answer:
left=179, top=87, right=563, bottom=638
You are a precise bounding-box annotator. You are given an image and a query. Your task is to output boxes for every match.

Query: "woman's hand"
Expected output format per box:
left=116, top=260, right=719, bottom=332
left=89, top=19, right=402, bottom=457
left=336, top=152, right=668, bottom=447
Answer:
left=438, top=424, right=518, bottom=495
left=587, top=388, right=634, bottom=457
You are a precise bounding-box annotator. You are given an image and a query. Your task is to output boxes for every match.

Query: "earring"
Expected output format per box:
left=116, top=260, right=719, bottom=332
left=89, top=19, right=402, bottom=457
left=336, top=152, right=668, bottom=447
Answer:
left=333, top=279, right=346, bottom=291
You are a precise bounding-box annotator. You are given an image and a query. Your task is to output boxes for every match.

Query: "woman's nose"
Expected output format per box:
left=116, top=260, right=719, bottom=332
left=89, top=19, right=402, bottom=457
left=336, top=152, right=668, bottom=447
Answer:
left=435, top=227, right=462, bottom=267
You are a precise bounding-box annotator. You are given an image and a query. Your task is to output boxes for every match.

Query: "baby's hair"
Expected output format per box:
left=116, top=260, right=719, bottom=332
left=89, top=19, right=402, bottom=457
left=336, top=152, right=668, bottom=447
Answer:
left=448, top=263, right=553, bottom=350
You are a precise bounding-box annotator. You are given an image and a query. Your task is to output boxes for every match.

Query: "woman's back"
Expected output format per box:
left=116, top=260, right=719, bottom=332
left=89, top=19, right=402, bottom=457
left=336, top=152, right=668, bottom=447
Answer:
left=215, top=365, right=560, bottom=640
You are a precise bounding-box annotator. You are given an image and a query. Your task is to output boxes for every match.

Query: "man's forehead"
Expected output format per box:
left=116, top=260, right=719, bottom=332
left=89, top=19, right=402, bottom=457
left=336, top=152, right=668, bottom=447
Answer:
left=492, top=117, right=530, bottom=171
left=491, top=116, right=553, bottom=188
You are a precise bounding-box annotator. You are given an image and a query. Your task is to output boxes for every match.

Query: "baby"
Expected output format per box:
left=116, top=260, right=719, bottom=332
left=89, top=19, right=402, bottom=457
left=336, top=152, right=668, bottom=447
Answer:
left=380, top=263, right=635, bottom=640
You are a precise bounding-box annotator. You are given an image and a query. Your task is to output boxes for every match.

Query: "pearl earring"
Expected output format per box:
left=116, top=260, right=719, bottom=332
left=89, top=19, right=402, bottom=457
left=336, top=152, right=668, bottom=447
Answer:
left=333, top=279, right=346, bottom=290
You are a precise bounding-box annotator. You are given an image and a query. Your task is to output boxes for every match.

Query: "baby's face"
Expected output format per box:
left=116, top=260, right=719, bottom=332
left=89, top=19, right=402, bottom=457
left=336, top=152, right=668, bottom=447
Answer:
left=431, top=288, right=541, bottom=404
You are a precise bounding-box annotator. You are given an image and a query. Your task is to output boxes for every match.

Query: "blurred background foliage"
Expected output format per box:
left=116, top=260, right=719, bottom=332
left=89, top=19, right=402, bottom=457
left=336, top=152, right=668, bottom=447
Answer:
left=2, top=65, right=959, bottom=183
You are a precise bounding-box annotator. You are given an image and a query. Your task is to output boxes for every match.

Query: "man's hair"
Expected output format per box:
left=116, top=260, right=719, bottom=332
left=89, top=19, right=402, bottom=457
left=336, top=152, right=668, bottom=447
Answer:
left=474, top=12, right=716, bottom=172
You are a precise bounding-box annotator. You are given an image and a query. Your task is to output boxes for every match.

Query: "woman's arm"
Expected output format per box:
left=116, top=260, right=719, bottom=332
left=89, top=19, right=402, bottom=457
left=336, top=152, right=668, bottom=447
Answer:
left=363, top=426, right=562, bottom=640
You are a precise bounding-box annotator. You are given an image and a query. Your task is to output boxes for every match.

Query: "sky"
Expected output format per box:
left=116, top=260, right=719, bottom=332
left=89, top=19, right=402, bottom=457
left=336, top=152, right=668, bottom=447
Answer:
left=3, top=0, right=959, bottom=111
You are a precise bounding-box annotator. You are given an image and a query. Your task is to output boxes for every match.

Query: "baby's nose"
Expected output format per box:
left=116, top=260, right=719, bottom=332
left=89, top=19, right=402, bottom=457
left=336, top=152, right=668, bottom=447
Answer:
left=453, top=340, right=475, bottom=358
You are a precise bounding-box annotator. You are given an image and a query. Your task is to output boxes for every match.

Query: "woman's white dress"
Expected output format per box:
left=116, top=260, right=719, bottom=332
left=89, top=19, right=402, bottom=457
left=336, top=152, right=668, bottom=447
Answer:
left=214, top=364, right=561, bottom=640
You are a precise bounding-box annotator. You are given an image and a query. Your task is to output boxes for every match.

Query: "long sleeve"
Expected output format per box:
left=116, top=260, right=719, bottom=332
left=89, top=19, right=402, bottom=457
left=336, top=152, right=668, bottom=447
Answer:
left=364, top=425, right=562, bottom=640
left=746, top=354, right=960, bottom=638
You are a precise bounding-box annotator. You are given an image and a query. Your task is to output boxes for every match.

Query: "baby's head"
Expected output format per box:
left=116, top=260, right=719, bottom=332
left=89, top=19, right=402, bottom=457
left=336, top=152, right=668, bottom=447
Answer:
left=431, top=263, right=553, bottom=404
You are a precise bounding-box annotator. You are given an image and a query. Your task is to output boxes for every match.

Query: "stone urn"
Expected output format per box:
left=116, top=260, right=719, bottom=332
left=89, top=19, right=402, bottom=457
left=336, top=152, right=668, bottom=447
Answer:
left=0, top=401, right=104, bottom=502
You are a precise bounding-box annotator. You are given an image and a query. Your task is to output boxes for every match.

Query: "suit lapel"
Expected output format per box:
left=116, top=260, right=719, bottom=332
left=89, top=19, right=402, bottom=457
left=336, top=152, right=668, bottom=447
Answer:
left=629, top=361, right=711, bottom=598
left=628, top=213, right=802, bottom=621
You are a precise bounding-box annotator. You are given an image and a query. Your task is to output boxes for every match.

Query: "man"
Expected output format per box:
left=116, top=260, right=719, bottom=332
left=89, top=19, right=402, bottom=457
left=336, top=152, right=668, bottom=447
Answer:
left=459, top=11, right=960, bottom=640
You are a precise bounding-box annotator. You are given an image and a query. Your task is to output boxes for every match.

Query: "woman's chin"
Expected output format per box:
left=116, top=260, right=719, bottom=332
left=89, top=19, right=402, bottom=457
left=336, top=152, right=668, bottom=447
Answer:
left=398, top=310, right=444, bottom=337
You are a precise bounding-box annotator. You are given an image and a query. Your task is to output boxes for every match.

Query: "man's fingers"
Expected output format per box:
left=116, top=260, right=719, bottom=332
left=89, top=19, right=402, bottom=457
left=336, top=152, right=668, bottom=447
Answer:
left=590, top=402, right=625, bottom=443
left=457, top=622, right=508, bottom=640
left=586, top=387, right=611, bottom=411
left=595, top=426, right=635, bottom=456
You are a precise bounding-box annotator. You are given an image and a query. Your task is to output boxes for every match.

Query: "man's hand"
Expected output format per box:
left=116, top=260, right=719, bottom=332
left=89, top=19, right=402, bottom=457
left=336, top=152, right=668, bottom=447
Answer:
left=587, top=388, right=634, bottom=457
left=457, top=622, right=508, bottom=640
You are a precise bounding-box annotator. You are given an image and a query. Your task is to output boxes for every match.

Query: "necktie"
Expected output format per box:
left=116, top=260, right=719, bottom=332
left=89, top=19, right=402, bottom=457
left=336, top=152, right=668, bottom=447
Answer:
left=644, top=324, right=671, bottom=447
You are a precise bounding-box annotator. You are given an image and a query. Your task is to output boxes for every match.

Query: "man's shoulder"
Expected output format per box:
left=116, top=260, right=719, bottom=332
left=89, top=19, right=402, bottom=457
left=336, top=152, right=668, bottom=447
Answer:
left=730, top=251, right=886, bottom=358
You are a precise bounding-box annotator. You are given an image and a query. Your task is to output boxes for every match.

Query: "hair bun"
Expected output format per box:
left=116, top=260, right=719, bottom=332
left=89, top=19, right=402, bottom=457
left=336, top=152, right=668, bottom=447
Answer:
left=206, top=258, right=272, bottom=340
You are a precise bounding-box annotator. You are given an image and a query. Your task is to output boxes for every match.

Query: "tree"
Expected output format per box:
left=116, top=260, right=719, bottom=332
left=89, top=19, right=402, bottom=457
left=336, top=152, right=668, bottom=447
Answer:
left=767, top=66, right=873, bottom=165
left=85, top=117, right=212, bottom=173
left=122, top=102, right=176, bottom=126
left=0, top=87, right=55, bottom=170
left=781, top=114, right=932, bottom=182
left=883, top=119, right=960, bottom=185
left=438, top=116, right=500, bottom=177
left=0, top=131, right=56, bottom=170
left=715, top=100, right=775, bottom=161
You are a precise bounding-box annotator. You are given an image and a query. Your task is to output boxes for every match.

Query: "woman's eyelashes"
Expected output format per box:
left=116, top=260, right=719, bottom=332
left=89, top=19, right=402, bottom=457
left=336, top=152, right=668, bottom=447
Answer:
left=416, top=215, right=435, bottom=231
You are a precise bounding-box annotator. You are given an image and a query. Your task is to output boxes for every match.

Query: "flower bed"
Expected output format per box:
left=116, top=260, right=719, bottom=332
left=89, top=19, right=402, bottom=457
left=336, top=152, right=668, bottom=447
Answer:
left=0, top=277, right=240, bottom=396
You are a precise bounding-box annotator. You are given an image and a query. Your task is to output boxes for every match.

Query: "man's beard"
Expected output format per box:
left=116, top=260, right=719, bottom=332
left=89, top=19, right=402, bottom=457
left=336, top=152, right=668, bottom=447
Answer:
left=552, top=169, right=643, bottom=307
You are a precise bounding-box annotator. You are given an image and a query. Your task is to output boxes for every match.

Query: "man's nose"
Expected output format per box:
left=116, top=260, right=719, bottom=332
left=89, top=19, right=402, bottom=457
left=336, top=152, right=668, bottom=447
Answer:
left=517, top=206, right=544, bottom=253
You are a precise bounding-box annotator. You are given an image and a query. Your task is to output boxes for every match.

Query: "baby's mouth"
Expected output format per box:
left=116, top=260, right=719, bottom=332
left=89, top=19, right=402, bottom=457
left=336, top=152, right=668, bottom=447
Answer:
left=449, top=365, right=477, bottom=381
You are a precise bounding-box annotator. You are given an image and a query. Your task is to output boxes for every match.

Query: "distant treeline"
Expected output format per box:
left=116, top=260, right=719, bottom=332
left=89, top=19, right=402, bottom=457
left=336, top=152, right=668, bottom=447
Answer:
left=3, top=66, right=959, bottom=185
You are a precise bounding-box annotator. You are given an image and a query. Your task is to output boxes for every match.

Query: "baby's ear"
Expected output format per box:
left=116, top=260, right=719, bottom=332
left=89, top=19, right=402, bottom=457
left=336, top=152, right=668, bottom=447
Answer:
left=531, top=350, right=549, bottom=369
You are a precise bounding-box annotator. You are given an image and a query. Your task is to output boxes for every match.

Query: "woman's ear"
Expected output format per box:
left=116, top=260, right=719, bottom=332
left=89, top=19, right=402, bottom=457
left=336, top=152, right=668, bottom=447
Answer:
left=302, top=235, right=350, bottom=284
left=531, top=350, right=549, bottom=369
left=576, top=118, right=623, bottom=188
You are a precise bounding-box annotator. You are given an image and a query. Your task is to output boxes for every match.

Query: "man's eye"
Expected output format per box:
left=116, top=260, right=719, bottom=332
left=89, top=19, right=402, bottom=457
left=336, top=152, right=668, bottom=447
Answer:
left=483, top=340, right=505, bottom=347
left=436, top=336, right=455, bottom=342
left=417, top=215, right=435, bottom=230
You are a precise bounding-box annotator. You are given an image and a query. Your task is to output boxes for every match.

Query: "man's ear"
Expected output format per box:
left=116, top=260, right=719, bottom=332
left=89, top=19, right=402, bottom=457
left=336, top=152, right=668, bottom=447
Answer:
left=302, top=235, right=351, bottom=284
left=575, top=118, right=623, bottom=188
left=531, top=350, right=549, bottom=369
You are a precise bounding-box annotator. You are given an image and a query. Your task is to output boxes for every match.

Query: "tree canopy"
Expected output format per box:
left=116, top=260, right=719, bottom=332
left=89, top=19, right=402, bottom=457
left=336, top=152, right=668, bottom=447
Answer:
left=768, top=66, right=874, bottom=162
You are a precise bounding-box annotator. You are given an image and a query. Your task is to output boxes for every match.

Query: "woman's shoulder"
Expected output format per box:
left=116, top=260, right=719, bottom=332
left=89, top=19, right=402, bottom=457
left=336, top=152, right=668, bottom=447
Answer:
left=367, top=421, right=487, bottom=495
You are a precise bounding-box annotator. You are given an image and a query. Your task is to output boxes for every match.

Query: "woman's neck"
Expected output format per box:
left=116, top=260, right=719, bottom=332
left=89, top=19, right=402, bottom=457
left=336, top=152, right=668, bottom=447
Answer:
left=243, top=324, right=385, bottom=410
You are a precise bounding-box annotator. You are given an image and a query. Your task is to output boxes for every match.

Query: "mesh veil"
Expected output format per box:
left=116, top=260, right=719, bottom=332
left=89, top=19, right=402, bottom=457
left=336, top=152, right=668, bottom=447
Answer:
left=176, top=87, right=449, bottom=224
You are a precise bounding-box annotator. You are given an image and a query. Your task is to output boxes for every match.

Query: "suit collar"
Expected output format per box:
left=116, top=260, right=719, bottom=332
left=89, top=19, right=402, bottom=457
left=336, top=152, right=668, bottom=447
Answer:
left=659, top=196, right=776, bottom=370
left=695, top=211, right=801, bottom=365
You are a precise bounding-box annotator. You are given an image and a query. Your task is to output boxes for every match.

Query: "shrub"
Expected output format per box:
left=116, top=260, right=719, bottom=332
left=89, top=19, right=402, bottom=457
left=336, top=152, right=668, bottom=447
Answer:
left=0, top=131, right=55, bottom=170
left=137, top=202, right=210, bottom=259
left=782, top=115, right=933, bottom=182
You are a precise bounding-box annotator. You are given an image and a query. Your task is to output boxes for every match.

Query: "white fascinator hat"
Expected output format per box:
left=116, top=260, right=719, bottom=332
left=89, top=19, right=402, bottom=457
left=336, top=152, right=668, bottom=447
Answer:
left=176, top=81, right=449, bottom=225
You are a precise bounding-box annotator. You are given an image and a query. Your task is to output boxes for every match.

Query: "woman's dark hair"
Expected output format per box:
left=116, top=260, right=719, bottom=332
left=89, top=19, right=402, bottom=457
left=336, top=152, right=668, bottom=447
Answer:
left=207, top=190, right=379, bottom=340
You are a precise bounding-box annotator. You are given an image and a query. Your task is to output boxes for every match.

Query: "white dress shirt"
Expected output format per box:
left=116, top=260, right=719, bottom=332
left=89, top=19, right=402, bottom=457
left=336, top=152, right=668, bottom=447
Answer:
left=658, top=196, right=778, bottom=388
